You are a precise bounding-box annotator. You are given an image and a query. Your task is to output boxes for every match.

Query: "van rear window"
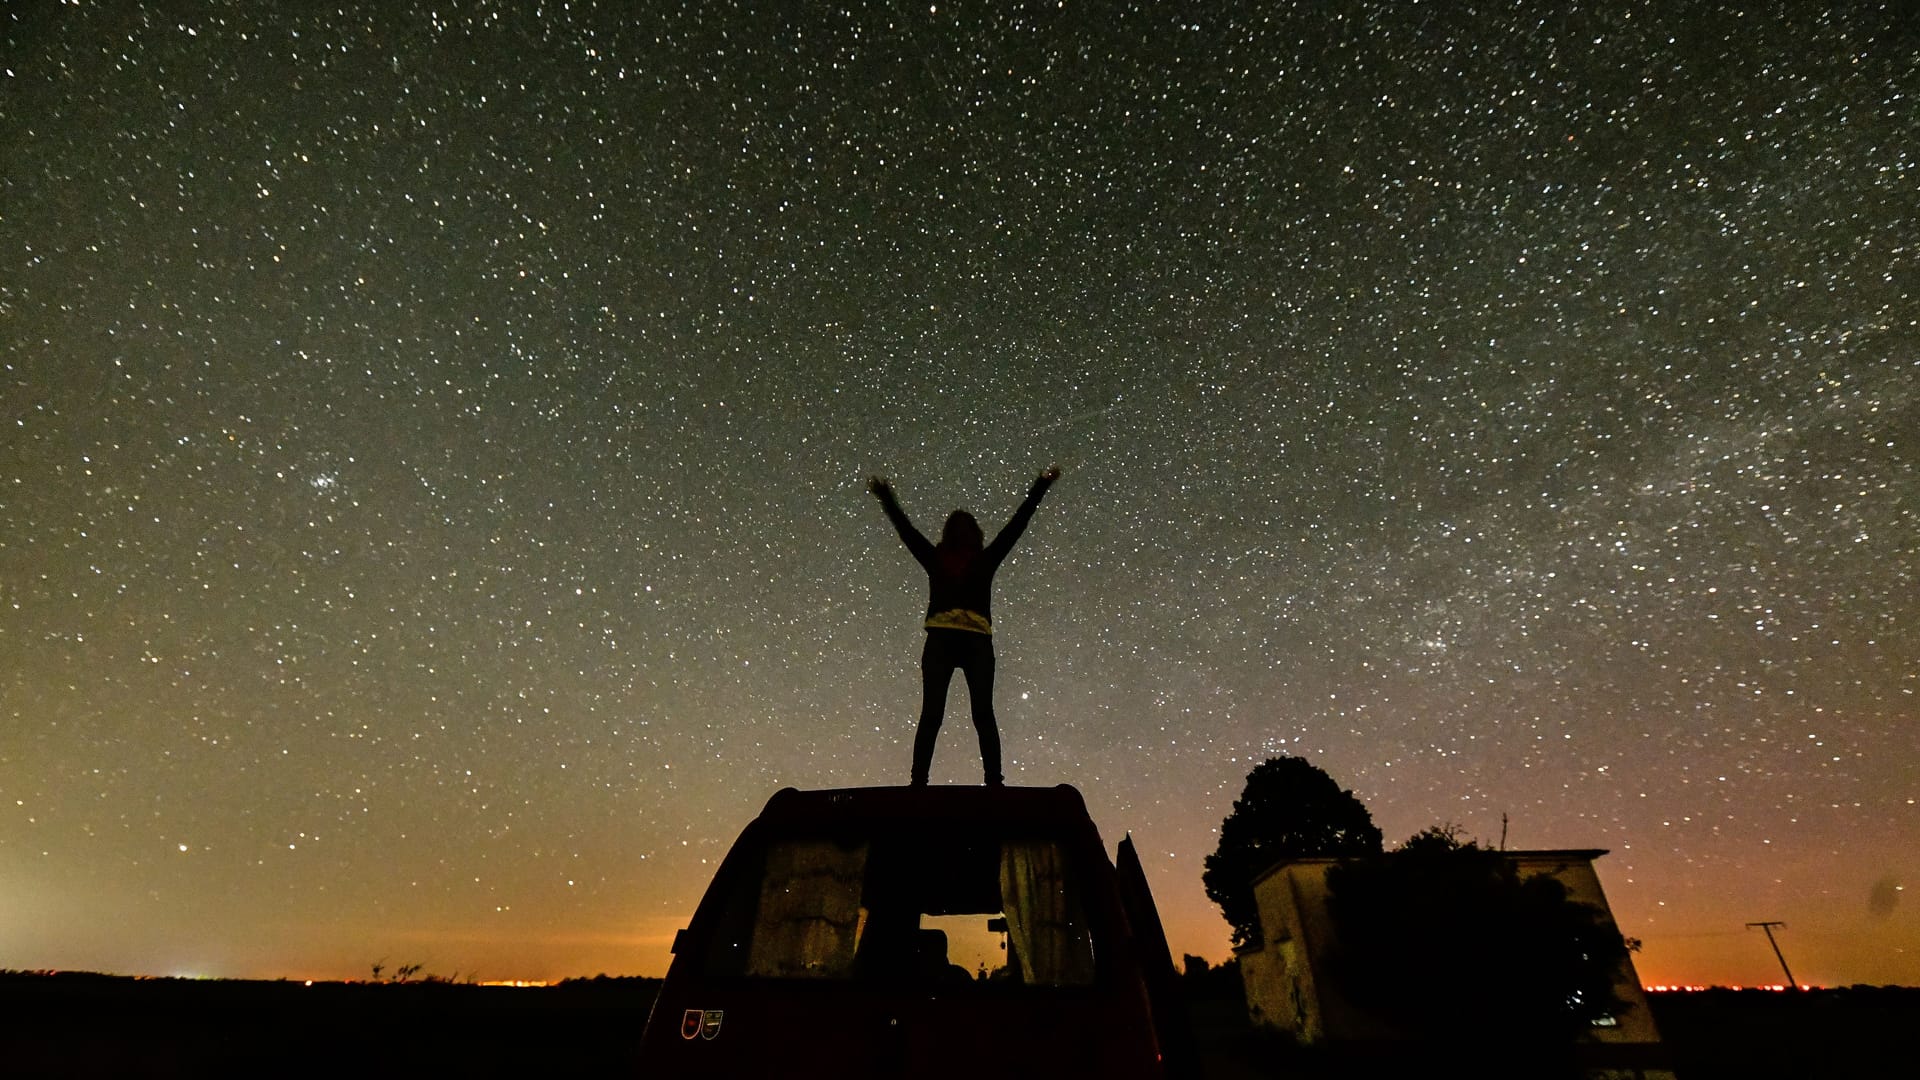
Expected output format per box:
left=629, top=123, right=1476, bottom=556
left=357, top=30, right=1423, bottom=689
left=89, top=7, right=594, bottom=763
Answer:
left=746, top=840, right=869, bottom=979
left=702, top=830, right=1096, bottom=987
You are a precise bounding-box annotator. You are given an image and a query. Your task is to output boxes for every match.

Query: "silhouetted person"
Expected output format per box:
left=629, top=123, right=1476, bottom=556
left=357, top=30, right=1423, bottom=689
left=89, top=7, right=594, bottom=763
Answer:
left=869, top=466, right=1060, bottom=786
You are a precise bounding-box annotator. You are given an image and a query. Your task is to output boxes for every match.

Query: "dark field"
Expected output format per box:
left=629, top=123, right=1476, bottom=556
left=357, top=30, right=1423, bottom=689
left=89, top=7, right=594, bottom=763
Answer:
left=5, top=972, right=659, bottom=1078
left=7, top=971, right=1916, bottom=1078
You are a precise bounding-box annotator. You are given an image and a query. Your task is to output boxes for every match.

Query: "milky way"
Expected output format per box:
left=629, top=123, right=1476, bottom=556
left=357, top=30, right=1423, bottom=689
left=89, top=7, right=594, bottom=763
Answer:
left=3, top=2, right=1915, bottom=985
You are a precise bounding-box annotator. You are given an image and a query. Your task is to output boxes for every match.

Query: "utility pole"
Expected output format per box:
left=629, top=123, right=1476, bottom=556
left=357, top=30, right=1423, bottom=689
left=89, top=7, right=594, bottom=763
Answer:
left=1745, top=921, right=1799, bottom=989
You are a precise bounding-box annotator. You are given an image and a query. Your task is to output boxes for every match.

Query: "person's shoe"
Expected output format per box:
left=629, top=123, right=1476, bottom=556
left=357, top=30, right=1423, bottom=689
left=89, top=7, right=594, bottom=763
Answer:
left=985, top=777, right=1004, bottom=787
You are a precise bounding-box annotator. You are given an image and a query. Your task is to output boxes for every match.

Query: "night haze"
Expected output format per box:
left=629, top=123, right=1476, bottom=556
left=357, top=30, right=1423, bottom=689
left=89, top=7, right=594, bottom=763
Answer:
left=2, top=1, right=1914, bottom=991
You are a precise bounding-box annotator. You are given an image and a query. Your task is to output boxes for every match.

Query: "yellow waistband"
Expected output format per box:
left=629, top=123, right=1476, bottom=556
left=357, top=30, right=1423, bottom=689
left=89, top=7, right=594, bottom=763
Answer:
left=925, top=609, right=993, bottom=634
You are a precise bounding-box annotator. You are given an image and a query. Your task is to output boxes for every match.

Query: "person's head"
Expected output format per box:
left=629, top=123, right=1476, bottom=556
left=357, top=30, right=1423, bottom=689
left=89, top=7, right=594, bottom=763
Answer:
left=939, top=510, right=983, bottom=552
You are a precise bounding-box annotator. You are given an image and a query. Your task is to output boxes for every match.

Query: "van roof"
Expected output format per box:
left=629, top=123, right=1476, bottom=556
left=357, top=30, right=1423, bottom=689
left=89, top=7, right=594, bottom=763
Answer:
left=753, top=784, right=1098, bottom=833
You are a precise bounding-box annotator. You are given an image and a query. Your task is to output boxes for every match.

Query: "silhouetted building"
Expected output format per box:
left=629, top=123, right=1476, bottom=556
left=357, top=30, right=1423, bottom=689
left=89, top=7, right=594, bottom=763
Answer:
left=1236, top=849, right=1674, bottom=1078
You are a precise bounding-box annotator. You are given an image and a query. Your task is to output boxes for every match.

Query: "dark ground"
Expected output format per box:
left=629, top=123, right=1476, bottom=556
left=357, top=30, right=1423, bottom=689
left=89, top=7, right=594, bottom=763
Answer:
left=1190, top=981, right=1920, bottom=1080
left=4, top=971, right=657, bottom=1078
left=6, top=971, right=1916, bottom=1078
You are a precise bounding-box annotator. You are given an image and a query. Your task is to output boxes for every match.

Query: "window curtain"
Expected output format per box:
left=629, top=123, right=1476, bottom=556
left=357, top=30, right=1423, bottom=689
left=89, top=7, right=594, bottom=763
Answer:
left=998, top=841, right=1095, bottom=986
left=747, top=840, right=868, bottom=978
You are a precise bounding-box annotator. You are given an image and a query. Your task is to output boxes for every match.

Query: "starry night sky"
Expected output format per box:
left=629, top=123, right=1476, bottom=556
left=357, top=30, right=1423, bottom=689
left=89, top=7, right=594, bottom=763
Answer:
left=3, top=1, right=1915, bottom=986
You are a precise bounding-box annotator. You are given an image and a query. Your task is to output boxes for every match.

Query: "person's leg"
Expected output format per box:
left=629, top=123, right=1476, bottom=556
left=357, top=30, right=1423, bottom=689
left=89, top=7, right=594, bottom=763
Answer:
left=958, top=637, right=1002, bottom=785
left=912, top=634, right=957, bottom=785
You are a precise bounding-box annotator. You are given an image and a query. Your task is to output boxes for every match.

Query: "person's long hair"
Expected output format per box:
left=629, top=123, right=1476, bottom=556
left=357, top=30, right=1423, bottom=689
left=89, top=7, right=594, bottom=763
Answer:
left=937, top=511, right=982, bottom=568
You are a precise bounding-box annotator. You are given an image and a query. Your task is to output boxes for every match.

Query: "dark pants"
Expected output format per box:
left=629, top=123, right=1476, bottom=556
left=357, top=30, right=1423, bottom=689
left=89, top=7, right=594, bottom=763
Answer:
left=912, top=629, right=1002, bottom=785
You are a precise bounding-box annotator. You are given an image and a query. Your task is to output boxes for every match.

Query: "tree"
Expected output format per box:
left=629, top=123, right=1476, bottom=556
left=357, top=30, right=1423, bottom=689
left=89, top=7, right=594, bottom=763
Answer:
left=1326, top=826, right=1635, bottom=1065
left=1203, top=756, right=1383, bottom=948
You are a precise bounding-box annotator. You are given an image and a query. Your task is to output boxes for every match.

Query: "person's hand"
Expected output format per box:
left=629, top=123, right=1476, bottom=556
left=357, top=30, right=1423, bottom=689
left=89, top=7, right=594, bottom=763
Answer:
left=867, top=475, right=892, bottom=497
left=1039, top=464, right=1061, bottom=484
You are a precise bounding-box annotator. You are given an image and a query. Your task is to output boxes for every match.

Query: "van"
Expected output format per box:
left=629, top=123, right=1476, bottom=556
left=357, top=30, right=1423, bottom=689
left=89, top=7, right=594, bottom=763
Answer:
left=637, top=784, right=1192, bottom=1077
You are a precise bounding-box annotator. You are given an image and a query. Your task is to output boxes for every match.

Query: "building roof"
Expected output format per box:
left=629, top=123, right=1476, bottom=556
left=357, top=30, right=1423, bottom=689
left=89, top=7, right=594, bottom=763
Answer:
left=1249, top=848, right=1612, bottom=888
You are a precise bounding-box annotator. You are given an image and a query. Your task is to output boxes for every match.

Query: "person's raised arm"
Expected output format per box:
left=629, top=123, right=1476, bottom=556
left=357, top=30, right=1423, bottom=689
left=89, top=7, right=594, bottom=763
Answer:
left=869, top=476, right=935, bottom=564
left=985, top=464, right=1060, bottom=563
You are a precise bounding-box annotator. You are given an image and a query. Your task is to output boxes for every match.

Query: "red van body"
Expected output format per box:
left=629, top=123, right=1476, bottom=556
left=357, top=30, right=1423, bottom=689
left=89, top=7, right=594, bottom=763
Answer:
left=636, top=785, right=1189, bottom=1078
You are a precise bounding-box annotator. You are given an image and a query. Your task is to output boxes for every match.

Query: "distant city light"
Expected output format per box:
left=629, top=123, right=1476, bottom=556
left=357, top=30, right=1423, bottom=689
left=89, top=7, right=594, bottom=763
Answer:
left=1644, top=984, right=1816, bottom=993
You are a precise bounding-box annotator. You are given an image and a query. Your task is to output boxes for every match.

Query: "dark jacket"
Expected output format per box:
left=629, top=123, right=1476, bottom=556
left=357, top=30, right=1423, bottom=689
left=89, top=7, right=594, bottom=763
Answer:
left=877, top=476, right=1053, bottom=632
